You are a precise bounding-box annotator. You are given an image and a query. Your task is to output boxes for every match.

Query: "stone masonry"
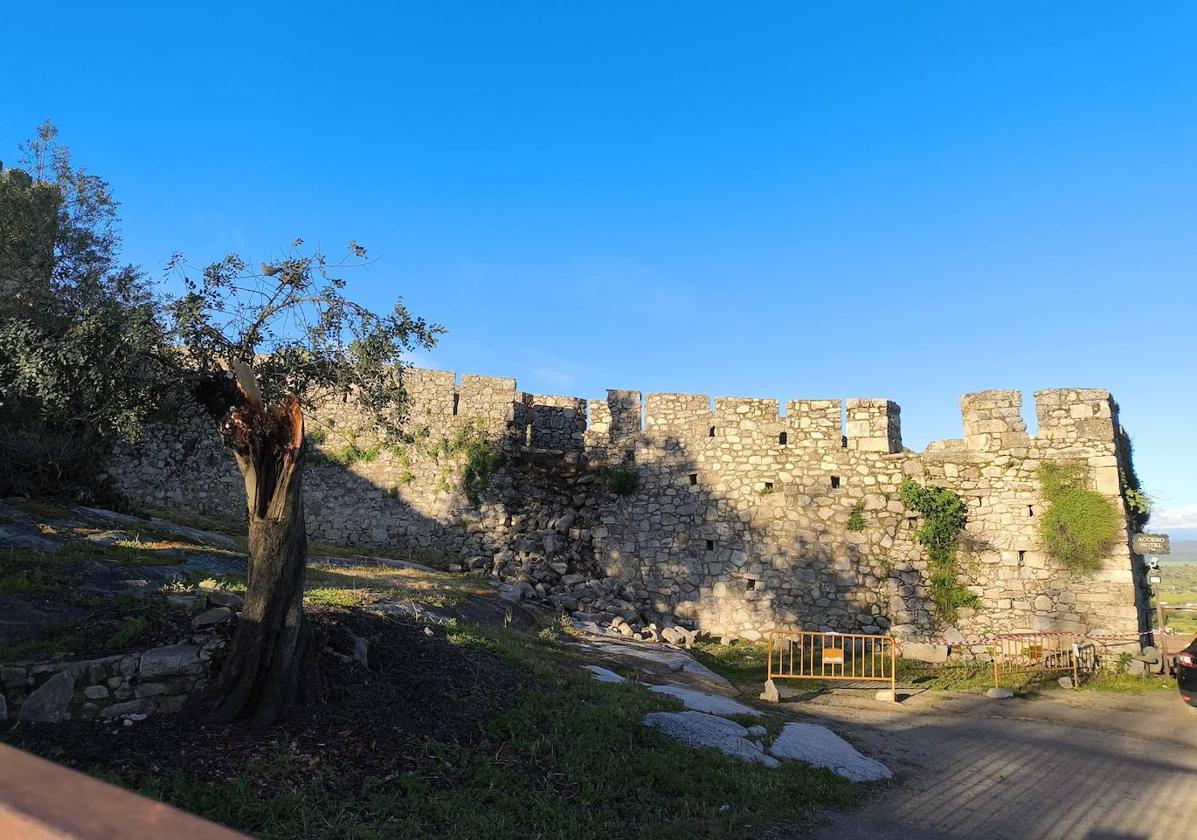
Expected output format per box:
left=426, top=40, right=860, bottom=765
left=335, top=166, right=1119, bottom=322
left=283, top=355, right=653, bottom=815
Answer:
left=110, top=369, right=1150, bottom=645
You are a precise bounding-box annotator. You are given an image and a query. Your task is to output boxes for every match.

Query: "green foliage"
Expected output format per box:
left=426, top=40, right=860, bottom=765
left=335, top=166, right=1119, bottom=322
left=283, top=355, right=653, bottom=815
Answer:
left=758, top=485, right=775, bottom=497
left=1036, top=461, right=1120, bottom=574
left=1117, top=429, right=1151, bottom=531
left=898, top=478, right=977, bottom=622
left=460, top=432, right=504, bottom=506
left=602, top=465, right=640, bottom=496
left=0, top=123, right=168, bottom=500
left=846, top=501, right=866, bottom=532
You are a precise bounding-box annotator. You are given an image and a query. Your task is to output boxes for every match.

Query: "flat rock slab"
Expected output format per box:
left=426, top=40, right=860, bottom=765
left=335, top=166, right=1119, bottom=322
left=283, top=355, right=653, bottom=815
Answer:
left=644, top=711, right=778, bottom=767
left=647, top=683, right=763, bottom=717
left=584, top=665, right=626, bottom=683
left=768, top=722, right=892, bottom=782
left=582, top=640, right=732, bottom=690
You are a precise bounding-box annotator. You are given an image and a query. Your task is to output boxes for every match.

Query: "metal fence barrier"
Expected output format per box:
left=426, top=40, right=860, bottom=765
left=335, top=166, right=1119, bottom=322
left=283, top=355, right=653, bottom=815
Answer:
left=989, top=632, right=1094, bottom=689
left=767, top=631, right=897, bottom=700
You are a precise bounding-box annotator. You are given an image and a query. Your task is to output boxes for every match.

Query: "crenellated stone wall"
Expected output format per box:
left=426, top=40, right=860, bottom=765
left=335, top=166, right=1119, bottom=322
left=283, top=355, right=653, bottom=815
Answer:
left=109, top=368, right=1150, bottom=645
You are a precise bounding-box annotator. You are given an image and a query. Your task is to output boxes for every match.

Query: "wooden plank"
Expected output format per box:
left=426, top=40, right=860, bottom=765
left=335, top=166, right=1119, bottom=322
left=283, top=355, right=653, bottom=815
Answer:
left=0, top=744, right=246, bottom=840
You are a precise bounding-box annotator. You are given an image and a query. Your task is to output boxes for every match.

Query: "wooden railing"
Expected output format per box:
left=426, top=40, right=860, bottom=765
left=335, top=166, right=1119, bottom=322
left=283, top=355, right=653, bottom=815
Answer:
left=0, top=743, right=247, bottom=839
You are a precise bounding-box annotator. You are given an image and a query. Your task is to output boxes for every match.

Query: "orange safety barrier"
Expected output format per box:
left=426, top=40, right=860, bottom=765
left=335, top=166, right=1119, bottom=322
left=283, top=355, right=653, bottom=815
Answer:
left=989, top=632, right=1093, bottom=689
left=767, top=631, right=897, bottom=700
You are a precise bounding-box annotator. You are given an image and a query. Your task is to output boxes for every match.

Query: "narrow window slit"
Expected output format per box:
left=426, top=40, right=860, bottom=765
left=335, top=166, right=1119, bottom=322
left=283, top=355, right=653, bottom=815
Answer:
left=452, top=393, right=459, bottom=416
left=705, top=539, right=715, bottom=551
left=778, top=431, right=788, bottom=445
left=688, top=473, right=698, bottom=486
left=708, top=426, right=716, bottom=438
left=830, top=476, right=841, bottom=489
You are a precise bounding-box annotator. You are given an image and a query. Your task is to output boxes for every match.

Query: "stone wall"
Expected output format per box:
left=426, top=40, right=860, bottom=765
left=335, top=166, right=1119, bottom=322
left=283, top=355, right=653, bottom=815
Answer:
left=1, top=640, right=219, bottom=725
left=109, top=368, right=1149, bottom=645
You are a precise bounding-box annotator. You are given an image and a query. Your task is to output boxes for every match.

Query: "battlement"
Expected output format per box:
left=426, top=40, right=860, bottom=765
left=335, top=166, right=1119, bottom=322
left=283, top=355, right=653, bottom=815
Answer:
left=397, top=368, right=1120, bottom=459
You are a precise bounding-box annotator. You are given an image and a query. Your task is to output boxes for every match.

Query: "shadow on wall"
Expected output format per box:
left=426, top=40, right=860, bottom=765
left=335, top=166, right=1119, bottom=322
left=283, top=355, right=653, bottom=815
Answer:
left=576, top=433, right=912, bottom=641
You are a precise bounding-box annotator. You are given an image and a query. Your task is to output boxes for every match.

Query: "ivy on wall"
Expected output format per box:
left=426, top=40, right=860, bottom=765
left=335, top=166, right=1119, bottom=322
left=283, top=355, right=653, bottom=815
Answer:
left=1037, top=460, right=1119, bottom=573
left=898, top=478, right=977, bottom=623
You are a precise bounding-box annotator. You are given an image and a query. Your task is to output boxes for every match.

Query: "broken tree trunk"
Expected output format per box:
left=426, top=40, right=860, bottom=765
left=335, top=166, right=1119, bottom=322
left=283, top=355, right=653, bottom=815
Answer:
left=191, top=365, right=319, bottom=729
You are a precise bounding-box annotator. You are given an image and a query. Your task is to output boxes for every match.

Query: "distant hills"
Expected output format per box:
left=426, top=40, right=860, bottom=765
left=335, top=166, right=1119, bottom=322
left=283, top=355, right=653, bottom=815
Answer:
left=1161, top=540, right=1197, bottom=564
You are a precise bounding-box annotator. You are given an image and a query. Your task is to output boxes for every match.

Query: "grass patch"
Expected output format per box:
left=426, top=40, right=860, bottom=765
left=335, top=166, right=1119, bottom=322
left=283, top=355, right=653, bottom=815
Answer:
left=897, top=661, right=995, bottom=692
left=106, top=616, right=149, bottom=648
left=20, top=500, right=73, bottom=519
left=1074, top=670, right=1172, bottom=694
left=690, top=638, right=770, bottom=689
left=120, top=623, right=858, bottom=839
left=304, top=563, right=487, bottom=609
left=0, top=630, right=82, bottom=662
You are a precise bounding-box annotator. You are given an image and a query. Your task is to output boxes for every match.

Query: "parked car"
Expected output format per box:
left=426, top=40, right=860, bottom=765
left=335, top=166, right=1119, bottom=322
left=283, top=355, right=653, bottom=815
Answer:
left=1177, top=637, right=1197, bottom=707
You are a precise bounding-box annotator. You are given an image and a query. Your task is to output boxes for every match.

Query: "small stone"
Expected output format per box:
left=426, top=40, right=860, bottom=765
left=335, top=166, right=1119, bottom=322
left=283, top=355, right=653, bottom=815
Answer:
left=83, top=685, right=110, bottom=700
left=760, top=679, right=780, bottom=703
left=0, top=693, right=7, bottom=722
left=2, top=666, right=27, bottom=686
left=1057, top=676, right=1074, bottom=690
left=746, top=725, right=768, bottom=736
left=874, top=689, right=897, bottom=703
left=986, top=687, right=1014, bottom=699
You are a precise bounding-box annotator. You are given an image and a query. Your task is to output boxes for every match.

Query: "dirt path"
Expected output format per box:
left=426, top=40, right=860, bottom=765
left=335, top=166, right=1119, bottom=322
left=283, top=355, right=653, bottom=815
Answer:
left=788, top=687, right=1197, bottom=840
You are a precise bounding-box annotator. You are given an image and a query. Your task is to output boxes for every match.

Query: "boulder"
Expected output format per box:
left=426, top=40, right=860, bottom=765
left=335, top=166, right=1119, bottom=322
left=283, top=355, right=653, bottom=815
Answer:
left=18, top=671, right=76, bottom=723
left=191, top=606, right=234, bottom=629
left=986, top=687, right=1014, bottom=699
left=205, top=590, right=244, bottom=610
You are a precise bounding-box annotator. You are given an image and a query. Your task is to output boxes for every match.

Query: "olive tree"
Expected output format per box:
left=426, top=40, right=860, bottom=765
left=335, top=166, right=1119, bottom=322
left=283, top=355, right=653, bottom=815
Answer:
left=161, top=246, right=442, bottom=728
left=0, top=122, right=165, bottom=499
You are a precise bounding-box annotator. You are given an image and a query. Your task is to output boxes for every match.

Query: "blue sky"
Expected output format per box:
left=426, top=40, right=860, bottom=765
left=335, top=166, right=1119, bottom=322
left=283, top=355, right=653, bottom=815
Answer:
left=3, top=2, right=1195, bottom=536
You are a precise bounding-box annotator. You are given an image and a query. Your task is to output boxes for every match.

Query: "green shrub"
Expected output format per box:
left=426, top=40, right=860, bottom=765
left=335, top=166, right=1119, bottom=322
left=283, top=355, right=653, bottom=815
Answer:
left=1037, top=461, right=1119, bottom=573
left=898, top=478, right=976, bottom=622
left=846, top=501, right=865, bottom=532
left=461, top=434, right=504, bottom=506
left=602, top=466, right=640, bottom=496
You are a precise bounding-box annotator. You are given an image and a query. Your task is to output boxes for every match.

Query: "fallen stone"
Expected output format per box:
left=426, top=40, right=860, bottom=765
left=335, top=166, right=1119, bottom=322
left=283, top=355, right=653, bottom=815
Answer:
left=191, top=606, right=233, bottom=629
left=986, top=687, right=1014, bottom=699
left=746, top=725, right=768, bottom=737
left=1057, top=676, right=1074, bottom=689
left=139, top=645, right=203, bottom=679
left=768, top=722, right=892, bottom=782
left=900, top=642, right=949, bottom=664
left=874, top=689, right=897, bottom=703
left=647, top=683, right=762, bottom=717
left=760, top=678, right=779, bottom=703
left=643, top=711, right=779, bottom=767
left=18, top=671, right=76, bottom=723
left=83, top=685, right=110, bottom=700
left=583, top=665, right=626, bottom=683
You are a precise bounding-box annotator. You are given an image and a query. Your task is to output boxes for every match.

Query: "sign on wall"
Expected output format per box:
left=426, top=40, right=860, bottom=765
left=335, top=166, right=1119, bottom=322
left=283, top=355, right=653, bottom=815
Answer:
left=1132, top=533, right=1170, bottom=556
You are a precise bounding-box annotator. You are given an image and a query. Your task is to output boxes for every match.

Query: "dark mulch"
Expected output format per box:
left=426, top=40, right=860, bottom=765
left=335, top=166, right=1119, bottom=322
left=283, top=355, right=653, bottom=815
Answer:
left=1, top=608, right=529, bottom=793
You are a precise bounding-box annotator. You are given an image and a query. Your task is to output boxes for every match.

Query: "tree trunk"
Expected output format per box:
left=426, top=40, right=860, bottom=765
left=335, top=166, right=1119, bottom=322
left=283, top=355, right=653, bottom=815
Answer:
left=191, top=378, right=319, bottom=730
